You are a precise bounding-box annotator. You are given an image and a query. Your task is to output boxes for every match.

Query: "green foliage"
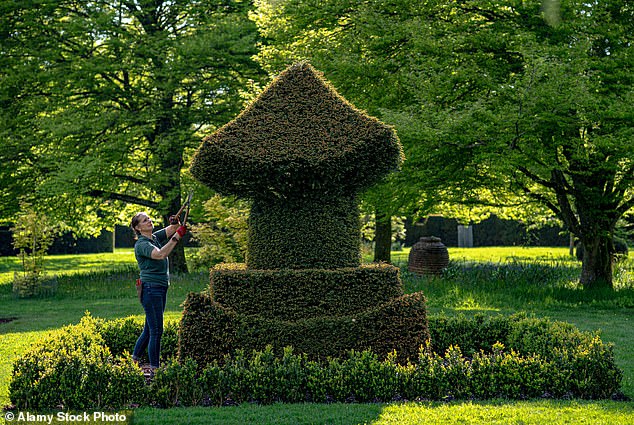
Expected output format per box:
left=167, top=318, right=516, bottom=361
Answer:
left=189, top=194, right=250, bottom=270
left=253, top=0, right=634, bottom=289
left=11, top=205, right=59, bottom=297
left=210, top=263, right=403, bottom=321
left=247, top=195, right=361, bottom=269
left=151, top=357, right=204, bottom=408
left=0, top=0, right=263, bottom=252
left=190, top=62, right=404, bottom=201
left=8, top=309, right=623, bottom=409
left=95, top=315, right=179, bottom=364
left=9, top=314, right=146, bottom=410
left=150, top=338, right=623, bottom=405
left=178, top=291, right=429, bottom=366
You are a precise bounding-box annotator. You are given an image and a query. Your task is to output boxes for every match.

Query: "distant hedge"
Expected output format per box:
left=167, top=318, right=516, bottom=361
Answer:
left=210, top=262, right=402, bottom=321
left=178, top=291, right=429, bottom=366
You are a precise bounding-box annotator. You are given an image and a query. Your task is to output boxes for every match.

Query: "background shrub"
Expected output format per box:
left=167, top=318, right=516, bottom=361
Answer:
left=96, top=315, right=179, bottom=363
left=189, top=194, right=249, bottom=269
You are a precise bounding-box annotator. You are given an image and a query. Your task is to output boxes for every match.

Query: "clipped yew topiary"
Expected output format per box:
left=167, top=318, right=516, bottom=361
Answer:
left=184, top=62, right=425, bottom=364
left=190, top=61, right=403, bottom=270
left=179, top=291, right=429, bottom=367
left=209, top=262, right=403, bottom=321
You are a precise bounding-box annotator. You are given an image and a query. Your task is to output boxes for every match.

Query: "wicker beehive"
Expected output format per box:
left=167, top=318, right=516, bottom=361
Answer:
left=408, top=236, right=449, bottom=275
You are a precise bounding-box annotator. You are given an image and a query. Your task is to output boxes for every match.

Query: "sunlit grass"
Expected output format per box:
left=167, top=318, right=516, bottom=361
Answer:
left=1, top=246, right=634, bottom=423
left=0, top=249, right=137, bottom=286
left=132, top=400, right=634, bottom=425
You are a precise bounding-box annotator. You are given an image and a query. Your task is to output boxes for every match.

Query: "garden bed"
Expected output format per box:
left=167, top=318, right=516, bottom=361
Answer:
left=9, top=311, right=623, bottom=410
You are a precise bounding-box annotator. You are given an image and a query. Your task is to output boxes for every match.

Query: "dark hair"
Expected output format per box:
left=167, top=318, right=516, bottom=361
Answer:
left=130, top=212, right=145, bottom=240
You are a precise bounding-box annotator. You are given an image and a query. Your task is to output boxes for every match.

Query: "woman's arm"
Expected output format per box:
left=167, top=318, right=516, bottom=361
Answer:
left=150, top=234, right=181, bottom=260
left=165, top=223, right=180, bottom=238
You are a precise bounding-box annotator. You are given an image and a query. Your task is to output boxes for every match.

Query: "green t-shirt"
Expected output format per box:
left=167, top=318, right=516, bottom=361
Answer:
left=134, top=229, right=169, bottom=287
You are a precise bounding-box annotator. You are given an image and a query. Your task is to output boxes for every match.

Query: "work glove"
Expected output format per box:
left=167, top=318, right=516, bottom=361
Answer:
left=169, top=215, right=181, bottom=225
left=176, top=225, right=187, bottom=237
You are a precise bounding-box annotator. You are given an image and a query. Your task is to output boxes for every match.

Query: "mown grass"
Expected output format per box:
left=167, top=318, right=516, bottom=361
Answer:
left=133, top=400, right=634, bottom=425
left=1, top=247, right=634, bottom=424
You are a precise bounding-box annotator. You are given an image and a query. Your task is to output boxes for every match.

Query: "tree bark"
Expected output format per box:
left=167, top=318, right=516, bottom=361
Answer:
left=160, top=145, right=188, bottom=274
left=579, top=235, right=613, bottom=290
left=374, top=210, right=392, bottom=263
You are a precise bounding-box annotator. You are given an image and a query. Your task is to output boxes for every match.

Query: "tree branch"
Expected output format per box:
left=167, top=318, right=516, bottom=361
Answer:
left=87, top=190, right=159, bottom=209
left=616, top=196, right=634, bottom=218
left=516, top=181, right=560, bottom=216
left=516, top=166, right=554, bottom=189
left=112, top=174, right=146, bottom=185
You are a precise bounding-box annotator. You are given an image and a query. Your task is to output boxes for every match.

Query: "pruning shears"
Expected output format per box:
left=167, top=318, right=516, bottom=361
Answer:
left=172, top=191, right=193, bottom=226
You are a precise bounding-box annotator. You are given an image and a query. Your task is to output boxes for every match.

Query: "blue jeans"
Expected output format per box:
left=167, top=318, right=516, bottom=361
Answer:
left=132, top=283, right=168, bottom=368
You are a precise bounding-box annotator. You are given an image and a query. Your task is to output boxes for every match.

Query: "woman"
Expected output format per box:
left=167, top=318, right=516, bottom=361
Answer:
left=130, top=212, right=186, bottom=374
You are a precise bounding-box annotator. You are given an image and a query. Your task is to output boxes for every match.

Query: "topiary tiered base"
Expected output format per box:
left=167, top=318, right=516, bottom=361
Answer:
left=178, top=263, right=430, bottom=367
left=182, top=62, right=427, bottom=367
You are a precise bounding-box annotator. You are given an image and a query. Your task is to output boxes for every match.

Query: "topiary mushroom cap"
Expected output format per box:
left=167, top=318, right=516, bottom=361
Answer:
left=190, top=62, right=404, bottom=200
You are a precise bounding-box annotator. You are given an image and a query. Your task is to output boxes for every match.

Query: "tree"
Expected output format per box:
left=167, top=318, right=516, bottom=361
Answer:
left=0, top=0, right=263, bottom=271
left=252, top=0, right=634, bottom=289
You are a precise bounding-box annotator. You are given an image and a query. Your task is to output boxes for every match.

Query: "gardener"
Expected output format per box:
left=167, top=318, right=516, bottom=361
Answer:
left=129, top=212, right=186, bottom=374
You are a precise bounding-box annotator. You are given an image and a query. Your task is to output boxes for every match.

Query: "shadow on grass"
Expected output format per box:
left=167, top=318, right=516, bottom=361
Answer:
left=131, top=400, right=634, bottom=425
left=132, top=403, right=383, bottom=425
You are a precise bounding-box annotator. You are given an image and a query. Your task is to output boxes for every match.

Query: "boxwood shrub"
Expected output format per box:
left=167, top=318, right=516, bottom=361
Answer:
left=10, top=311, right=623, bottom=409
left=9, top=314, right=146, bottom=410
left=210, top=262, right=403, bottom=321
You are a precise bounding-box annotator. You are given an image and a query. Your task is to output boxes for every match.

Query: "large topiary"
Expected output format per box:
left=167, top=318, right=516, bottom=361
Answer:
left=184, top=62, right=425, bottom=363
left=190, top=62, right=403, bottom=270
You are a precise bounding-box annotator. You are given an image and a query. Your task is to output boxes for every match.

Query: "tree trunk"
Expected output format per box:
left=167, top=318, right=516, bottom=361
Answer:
left=374, top=210, right=392, bottom=263
left=168, top=231, right=188, bottom=274
left=580, top=235, right=613, bottom=290
left=161, top=165, right=188, bottom=274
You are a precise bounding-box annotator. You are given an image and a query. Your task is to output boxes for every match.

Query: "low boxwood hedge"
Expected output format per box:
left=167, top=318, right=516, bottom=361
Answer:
left=9, top=312, right=623, bottom=409
left=9, top=314, right=146, bottom=410
left=210, top=262, right=403, bottom=321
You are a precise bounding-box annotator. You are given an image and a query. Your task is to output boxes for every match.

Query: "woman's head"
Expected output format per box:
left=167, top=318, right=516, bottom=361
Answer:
left=131, top=212, right=153, bottom=238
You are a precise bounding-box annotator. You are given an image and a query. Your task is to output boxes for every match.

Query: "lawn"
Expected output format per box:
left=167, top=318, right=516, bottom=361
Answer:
left=1, top=247, right=633, bottom=424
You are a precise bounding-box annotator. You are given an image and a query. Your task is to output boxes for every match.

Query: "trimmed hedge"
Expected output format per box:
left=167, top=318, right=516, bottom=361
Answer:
left=247, top=195, right=361, bottom=269
left=189, top=62, right=404, bottom=200
left=210, top=262, right=403, bottom=321
left=10, top=313, right=623, bottom=409
left=96, top=315, right=179, bottom=362
left=178, top=291, right=429, bottom=366
left=9, top=315, right=146, bottom=410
